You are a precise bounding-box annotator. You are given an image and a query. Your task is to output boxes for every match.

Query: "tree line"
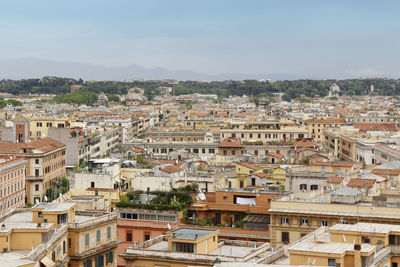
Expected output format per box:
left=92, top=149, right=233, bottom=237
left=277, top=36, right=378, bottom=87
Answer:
left=1, top=77, right=399, bottom=102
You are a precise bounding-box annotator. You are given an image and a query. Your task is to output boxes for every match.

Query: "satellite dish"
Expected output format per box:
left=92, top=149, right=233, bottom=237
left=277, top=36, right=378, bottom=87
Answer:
left=44, top=196, right=48, bottom=202
left=35, top=199, right=40, bottom=204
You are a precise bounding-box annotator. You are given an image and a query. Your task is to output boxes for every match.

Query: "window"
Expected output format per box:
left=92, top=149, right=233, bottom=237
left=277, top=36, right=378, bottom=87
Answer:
left=300, top=184, right=307, bottom=191
left=84, top=259, right=92, bottom=267
left=328, top=259, right=336, bottom=266
left=144, top=232, right=151, bottom=241
left=68, top=238, right=71, bottom=248
left=300, top=218, right=308, bottom=226
left=52, top=251, right=55, bottom=262
left=91, top=182, right=95, bottom=188
left=322, top=220, right=328, bottom=226
left=282, top=232, right=289, bottom=243
left=35, top=159, right=39, bottom=164
left=310, top=185, right=318, bottom=191
left=173, top=242, right=194, bottom=253
left=107, top=226, right=111, bottom=239
left=47, top=122, right=52, bottom=127
left=35, top=184, right=39, bottom=191
left=85, top=233, right=90, bottom=246
left=96, top=230, right=101, bottom=242
left=126, top=232, right=132, bottom=242
left=362, top=237, right=371, bottom=244
left=37, top=122, right=42, bottom=127
left=63, top=240, right=66, bottom=254
left=106, top=251, right=114, bottom=264
left=35, top=169, right=40, bottom=176
left=281, top=217, right=289, bottom=224
left=95, top=255, right=104, bottom=267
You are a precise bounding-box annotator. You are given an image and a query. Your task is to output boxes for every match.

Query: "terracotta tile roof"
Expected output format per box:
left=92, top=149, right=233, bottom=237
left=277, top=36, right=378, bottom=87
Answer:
left=0, top=156, right=25, bottom=168
left=161, top=165, right=184, bottom=174
left=218, top=137, right=243, bottom=148
left=29, top=138, right=65, bottom=153
left=326, top=177, right=344, bottom=183
left=294, top=140, right=320, bottom=148
left=267, top=152, right=285, bottom=159
left=236, top=162, right=262, bottom=171
left=253, top=173, right=267, bottom=178
left=347, top=179, right=375, bottom=188
left=371, top=169, right=400, bottom=176
left=0, top=143, right=32, bottom=154
left=133, top=147, right=144, bottom=153
left=0, top=138, right=65, bottom=155
left=353, top=123, right=397, bottom=131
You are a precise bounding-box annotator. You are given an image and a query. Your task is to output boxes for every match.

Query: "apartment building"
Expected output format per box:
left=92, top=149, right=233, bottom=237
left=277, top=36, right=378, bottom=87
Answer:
left=29, top=116, right=83, bottom=139
left=120, top=227, right=270, bottom=267
left=0, top=156, right=26, bottom=216
left=188, top=189, right=281, bottom=236
left=0, top=138, right=66, bottom=204
left=139, top=131, right=218, bottom=158
left=305, top=117, right=346, bottom=143
left=0, top=204, right=72, bottom=267
left=220, top=123, right=307, bottom=143
left=68, top=211, right=119, bottom=267
left=269, top=187, right=400, bottom=248
left=117, top=208, right=183, bottom=267
left=48, top=127, right=91, bottom=167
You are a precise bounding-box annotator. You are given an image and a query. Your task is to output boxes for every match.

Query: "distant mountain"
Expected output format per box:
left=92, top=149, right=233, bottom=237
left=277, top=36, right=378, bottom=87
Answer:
left=0, top=57, right=300, bottom=81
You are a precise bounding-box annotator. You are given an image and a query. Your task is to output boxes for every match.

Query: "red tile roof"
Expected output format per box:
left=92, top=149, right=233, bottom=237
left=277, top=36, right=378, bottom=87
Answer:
left=267, top=152, right=285, bottom=159
left=218, top=137, right=243, bottom=148
left=347, top=179, right=375, bottom=188
left=236, top=162, right=262, bottom=171
left=326, top=177, right=344, bottom=184
left=353, top=123, right=397, bottom=131
left=161, top=165, right=184, bottom=174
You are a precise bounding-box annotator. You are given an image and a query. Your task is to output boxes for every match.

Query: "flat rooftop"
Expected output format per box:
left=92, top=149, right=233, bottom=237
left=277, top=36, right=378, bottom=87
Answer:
left=0, top=252, right=35, bottom=266
left=32, top=202, right=75, bottom=212
left=330, top=222, right=400, bottom=234
left=169, top=228, right=217, bottom=240
left=0, top=211, right=53, bottom=232
left=289, top=240, right=375, bottom=254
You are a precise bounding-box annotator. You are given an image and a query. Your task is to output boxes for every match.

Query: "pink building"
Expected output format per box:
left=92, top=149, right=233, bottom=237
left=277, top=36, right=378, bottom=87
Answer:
left=0, top=156, right=26, bottom=216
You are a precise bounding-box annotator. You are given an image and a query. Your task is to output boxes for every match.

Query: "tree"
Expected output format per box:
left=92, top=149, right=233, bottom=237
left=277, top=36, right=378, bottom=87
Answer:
left=107, top=94, right=120, bottom=102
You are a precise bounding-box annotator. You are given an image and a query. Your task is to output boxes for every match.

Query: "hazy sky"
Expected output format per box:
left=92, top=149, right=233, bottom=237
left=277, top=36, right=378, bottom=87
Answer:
left=1, top=0, right=399, bottom=78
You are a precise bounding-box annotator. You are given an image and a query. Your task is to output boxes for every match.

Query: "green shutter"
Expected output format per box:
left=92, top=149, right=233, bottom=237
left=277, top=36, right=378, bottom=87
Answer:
left=96, top=229, right=101, bottom=242
left=107, top=226, right=111, bottom=239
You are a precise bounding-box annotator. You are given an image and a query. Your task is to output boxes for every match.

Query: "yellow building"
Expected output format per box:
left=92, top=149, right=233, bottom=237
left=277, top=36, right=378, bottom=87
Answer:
left=0, top=138, right=67, bottom=204
left=29, top=117, right=83, bottom=139
left=288, top=224, right=379, bottom=267
left=234, top=162, right=263, bottom=188
left=269, top=189, right=400, bottom=248
left=121, top=227, right=270, bottom=267
left=68, top=212, right=119, bottom=267
left=305, top=117, right=346, bottom=143
left=0, top=203, right=72, bottom=266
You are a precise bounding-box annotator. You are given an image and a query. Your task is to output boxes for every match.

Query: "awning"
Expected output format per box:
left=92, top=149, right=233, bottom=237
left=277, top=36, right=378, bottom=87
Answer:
left=236, top=197, right=256, bottom=206
left=40, top=257, right=56, bottom=267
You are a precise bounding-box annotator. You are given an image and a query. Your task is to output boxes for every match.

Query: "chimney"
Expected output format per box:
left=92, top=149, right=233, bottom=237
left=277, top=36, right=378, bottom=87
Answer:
left=1, top=223, right=5, bottom=231
left=354, top=244, right=361, bottom=267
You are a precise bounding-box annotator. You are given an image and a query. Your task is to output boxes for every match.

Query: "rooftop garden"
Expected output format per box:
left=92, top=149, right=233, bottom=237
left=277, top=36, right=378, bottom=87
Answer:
left=243, top=140, right=264, bottom=146
left=116, top=183, right=198, bottom=211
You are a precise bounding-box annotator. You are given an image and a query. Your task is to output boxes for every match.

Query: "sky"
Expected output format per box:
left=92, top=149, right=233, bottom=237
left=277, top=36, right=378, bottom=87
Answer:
left=0, top=0, right=399, bottom=79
